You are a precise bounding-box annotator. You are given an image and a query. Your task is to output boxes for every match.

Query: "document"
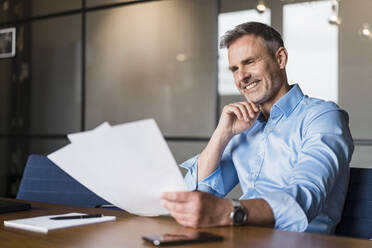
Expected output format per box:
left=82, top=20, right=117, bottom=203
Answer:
left=48, top=119, right=187, bottom=216
left=67, top=122, right=111, bottom=143
left=4, top=213, right=116, bottom=233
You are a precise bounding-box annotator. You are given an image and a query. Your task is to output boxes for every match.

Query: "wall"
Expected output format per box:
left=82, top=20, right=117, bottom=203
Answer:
left=0, top=0, right=215, bottom=197
left=339, top=0, right=372, bottom=168
left=0, top=0, right=371, bottom=198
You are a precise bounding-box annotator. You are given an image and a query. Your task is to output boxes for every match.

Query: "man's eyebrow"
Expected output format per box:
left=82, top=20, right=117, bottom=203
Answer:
left=241, top=56, right=255, bottom=64
left=228, top=56, right=256, bottom=71
left=228, top=65, right=238, bottom=71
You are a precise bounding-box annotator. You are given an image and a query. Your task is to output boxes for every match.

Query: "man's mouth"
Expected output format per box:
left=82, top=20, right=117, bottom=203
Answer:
left=242, top=80, right=259, bottom=90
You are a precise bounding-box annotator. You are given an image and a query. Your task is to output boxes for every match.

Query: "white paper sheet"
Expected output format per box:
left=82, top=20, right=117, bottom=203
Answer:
left=67, top=122, right=111, bottom=143
left=48, top=119, right=187, bottom=216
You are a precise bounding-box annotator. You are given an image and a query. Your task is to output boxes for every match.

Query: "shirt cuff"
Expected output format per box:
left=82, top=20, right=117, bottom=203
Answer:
left=197, top=167, right=225, bottom=197
left=180, top=156, right=225, bottom=197
left=180, top=156, right=199, bottom=191
left=260, top=191, right=309, bottom=232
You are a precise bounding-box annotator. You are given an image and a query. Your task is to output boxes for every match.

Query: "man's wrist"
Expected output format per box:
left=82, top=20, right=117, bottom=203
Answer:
left=229, top=199, right=248, bottom=226
left=218, top=198, right=234, bottom=226
left=213, top=128, right=233, bottom=145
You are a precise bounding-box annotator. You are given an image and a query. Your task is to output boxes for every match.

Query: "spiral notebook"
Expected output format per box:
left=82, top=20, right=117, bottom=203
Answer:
left=4, top=212, right=116, bottom=233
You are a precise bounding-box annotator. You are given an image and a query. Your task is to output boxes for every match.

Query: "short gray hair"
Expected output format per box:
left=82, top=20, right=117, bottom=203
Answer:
left=220, top=22, right=284, bottom=58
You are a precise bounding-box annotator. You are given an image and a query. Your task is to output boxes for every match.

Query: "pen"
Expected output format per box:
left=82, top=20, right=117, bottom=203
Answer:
left=50, top=214, right=103, bottom=220
left=95, top=204, right=116, bottom=208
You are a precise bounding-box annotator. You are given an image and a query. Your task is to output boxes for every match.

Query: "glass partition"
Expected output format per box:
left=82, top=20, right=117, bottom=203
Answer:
left=86, top=0, right=217, bottom=137
left=31, top=0, right=81, bottom=17
left=30, top=15, right=82, bottom=134
left=86, top=0, right=132, bottom=7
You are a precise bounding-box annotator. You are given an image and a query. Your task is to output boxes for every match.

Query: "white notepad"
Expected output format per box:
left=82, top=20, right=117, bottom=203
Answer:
left=4, top=212, right=116, bottom=233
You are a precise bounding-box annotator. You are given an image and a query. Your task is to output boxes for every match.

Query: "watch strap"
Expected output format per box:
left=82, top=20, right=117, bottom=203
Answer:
left=231, top=199, right=242, bottom=208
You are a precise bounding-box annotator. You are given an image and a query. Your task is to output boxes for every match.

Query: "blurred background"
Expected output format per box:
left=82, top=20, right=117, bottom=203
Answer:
left=0, top=0, right=371, bottom=198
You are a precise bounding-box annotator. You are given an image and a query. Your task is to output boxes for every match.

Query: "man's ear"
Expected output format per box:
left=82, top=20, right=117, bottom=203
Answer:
left=275, top=47, right=288, bottom=69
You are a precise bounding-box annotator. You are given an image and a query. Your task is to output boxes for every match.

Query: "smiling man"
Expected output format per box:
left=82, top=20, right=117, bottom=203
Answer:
left=161, top=22, right=354, bottom=234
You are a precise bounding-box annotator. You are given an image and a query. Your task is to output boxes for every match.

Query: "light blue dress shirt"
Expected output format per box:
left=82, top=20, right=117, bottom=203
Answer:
left=181, top=84, right=354, bottom=234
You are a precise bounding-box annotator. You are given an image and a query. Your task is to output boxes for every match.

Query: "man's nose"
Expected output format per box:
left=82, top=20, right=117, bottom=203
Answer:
left=237, top=69, right=250, bottom=83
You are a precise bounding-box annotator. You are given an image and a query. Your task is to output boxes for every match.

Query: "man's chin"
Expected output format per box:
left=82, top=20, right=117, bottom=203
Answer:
left=243, top=94, right=261, bottom=105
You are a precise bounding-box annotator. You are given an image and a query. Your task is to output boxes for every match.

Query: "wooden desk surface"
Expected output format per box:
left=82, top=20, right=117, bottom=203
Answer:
left=0, top=198, right=370, bottom=248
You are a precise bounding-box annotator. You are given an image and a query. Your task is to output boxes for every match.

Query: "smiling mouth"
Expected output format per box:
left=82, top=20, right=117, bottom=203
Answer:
left=242, top=80, right=259, bottom=91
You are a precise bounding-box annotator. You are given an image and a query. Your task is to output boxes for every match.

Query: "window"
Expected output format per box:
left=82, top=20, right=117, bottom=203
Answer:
left=283, top=1, right=338, bottom=102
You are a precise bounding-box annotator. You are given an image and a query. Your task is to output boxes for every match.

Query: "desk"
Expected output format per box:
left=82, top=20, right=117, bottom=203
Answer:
left=0, top=198, right=370, bottom=248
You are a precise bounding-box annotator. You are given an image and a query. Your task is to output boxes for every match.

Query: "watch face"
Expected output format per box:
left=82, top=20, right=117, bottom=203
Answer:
left=233, top=208, right=246, bottom=225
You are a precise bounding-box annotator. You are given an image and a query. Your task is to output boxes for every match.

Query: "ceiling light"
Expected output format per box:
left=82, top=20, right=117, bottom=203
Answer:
left=328, top=15, right=341, bottom=25
left=256, top=0, right=266, bottom=14
left=328, top=0, right=341, bottom=25
left=359, top=23, right=372, bottom=39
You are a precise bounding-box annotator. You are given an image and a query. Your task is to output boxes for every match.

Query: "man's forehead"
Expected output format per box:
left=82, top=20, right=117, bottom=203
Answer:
left=227, top=34, right=266, bottom=62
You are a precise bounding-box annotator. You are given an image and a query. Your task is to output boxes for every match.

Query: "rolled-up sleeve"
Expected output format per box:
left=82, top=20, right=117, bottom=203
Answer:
left=260, top=109, right=353, bottom=232
left=180, top=141, right=239, bottom=198
left=179, top=155, right=199, bottom=191
left=261, top=191, right=308, bottom=231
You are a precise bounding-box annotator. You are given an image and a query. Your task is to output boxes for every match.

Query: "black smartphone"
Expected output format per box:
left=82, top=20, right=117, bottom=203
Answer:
left=142, top=231, right=224, bottom=246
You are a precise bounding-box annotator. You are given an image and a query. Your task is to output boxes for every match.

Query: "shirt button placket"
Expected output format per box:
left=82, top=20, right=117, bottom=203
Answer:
left=253, top=138, right=266, bottom=187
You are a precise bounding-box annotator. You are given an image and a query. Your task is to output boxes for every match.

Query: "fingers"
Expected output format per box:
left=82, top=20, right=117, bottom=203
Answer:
left=162, top=199, right=191, bottom=214
left=233, top=103, right=250, bottom=120
left=223, top=104, right=245, bottom=121
left=169, top=211, right=200, bottom=228
left=161, top=191, right=193, bottom=202
left=168, top=212, right=193, bottom=227
left=247, top=100, right=259, bottom=112
left=161, top=194, right=198, bottom=227
left=224, top=101, right=259, bottom=121
left=240, top=101, right=258, bottom=119
left=162, top=191, right=232, bottom=228
left=161, top=195, right=201, bottom=228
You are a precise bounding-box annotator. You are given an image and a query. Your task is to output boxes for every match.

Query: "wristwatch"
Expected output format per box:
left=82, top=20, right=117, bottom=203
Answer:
left=230, top=199, right=247, bottom=226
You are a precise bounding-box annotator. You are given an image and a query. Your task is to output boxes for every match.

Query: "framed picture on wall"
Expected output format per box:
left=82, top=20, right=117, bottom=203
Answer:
left=0, top=27, right=16, bottom=58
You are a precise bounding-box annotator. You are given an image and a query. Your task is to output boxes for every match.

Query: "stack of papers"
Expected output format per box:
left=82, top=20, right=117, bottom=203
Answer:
left=4, top=213, right=116, bottom=233
left=48, top=119, right=187, bottom=216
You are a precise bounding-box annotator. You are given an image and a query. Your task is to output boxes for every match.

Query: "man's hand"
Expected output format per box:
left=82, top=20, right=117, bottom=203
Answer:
left=218, top=101, right=260, bottom=138
left=161, top=191, right=232, bottom=228
left=196, top=101, right=259, bottom=182
left=162, top=191, right=275, bottom=229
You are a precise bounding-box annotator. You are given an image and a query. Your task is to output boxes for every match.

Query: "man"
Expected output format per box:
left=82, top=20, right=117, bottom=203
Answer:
left=161, top=22, right=353, bottom=233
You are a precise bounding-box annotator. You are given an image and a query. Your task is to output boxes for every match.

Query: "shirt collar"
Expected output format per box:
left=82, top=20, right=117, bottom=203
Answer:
left=272, top=84, right=304, bottom=117
left=256, top=84, right=304, bottom=123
